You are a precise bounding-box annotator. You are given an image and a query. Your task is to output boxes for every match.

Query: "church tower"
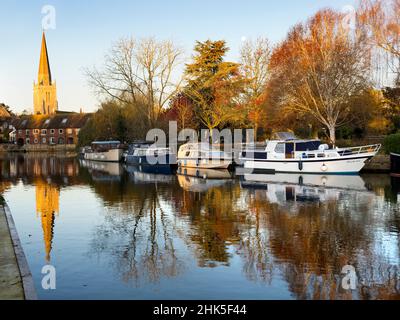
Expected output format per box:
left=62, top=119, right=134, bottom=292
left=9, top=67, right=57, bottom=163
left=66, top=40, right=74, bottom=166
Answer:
left=33, top=32, right=58, bottom=115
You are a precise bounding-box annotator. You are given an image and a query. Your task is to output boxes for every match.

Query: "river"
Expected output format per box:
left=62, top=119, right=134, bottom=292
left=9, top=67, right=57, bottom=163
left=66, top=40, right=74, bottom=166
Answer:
left=0, top=153, right=399, bottom=300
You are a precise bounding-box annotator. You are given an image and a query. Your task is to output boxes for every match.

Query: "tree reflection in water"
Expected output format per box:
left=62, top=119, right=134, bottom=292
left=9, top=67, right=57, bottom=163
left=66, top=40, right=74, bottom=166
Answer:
left=240, top=182, right=400, bottom=300
left=87, top=168, right=184, bottom=285
left=1, top=154, right=400, bottom=299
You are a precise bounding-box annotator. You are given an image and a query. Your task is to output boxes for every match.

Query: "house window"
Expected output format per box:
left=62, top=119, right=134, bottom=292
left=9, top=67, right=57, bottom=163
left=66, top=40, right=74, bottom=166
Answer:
left=59, top=129, right=64, bottom=134
left=50, top=137, right=55, bottom=144
left=44, top=119, right=50, bottom=125
left=26, top=138, right=30, bottom=144
left=75, top=129, right=80, bottom=134
left=41, top=129, right=47, bottom=135
left=34, top=138, right=38, bottom=144
left=62, top=118, right=68, bottom=124
left=58, top=137, right=64, bottom=144
left=26, top=129, right=30, bottom=135
left=50, top=129, right=55, bottom=135
left=67, top=128, right=73, bottom=134
left=18, top=130, right=22, bottom=135
left=33, top=129, right=39, bottom=134
left=42, top=137, right=46, bottom=144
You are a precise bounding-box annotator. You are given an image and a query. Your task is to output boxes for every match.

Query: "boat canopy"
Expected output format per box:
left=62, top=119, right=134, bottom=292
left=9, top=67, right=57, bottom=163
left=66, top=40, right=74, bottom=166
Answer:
left=91, top=140, right=122, bottom=152
left=273, top=132, right=298, bottom=141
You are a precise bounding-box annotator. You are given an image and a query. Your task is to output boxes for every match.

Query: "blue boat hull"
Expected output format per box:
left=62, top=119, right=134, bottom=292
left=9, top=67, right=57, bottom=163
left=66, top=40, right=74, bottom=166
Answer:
left=125, top=154, right=177, bottom=167
left=390, top=153, right=400, bottom=176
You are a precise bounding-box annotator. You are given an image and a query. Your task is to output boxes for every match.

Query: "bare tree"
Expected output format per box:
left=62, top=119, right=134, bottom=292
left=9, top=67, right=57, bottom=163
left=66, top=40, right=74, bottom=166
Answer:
left=86, top=37, right=184, bottom=127
left=268, top=9, right=371, bottom=145
left=240, top=37, right=271, bottom=140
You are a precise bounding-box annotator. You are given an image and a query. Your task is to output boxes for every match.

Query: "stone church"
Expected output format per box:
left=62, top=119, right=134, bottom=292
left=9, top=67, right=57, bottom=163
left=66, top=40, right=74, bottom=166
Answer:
left=33, top=32, right=58, bottom=115
left=10, top=32, right=91, bottom=147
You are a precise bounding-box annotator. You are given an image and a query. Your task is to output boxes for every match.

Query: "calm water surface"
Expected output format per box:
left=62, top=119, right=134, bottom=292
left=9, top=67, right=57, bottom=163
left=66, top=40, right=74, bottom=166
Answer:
left=1, top=154, right=399, bottom=300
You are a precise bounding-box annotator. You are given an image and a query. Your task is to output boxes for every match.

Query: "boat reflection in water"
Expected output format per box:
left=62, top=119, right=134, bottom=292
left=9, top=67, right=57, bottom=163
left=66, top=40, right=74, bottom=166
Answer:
left=79, top=159, right=123, bottom=181
left=240, top=172, right=372, bottom=207
left=125, top=164, right=176, bottom=184
left=177, top=167, right=233, bottom=192
left=391, top=176, right=400, bottom=203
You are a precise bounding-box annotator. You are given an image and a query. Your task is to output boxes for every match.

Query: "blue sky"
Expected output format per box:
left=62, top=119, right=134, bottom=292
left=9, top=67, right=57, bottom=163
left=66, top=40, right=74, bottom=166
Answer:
left=0, top=0, right=356, bottom=113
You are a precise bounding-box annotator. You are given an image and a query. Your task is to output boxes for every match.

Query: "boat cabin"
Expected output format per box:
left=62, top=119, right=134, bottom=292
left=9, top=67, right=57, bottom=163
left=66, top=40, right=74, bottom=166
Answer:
left=91, top=141, right=123, bottom=152
left=265, top=139, right=323, bottom=159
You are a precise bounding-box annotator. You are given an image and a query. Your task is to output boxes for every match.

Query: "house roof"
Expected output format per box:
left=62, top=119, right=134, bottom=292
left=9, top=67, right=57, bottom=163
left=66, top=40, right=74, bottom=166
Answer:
left=12, top=113, right=92, bottom=129
left=0, top=105, right=11, bottom=118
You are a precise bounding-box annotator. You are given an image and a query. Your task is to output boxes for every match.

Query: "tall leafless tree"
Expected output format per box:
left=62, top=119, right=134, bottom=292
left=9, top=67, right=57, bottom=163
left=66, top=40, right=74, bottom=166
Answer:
left=86, top=37, right=184, bottom=127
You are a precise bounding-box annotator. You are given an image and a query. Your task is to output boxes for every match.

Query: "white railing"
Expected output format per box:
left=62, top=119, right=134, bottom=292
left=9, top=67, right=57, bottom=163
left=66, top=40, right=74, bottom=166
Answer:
left=336, top=144, right=381, bottom=156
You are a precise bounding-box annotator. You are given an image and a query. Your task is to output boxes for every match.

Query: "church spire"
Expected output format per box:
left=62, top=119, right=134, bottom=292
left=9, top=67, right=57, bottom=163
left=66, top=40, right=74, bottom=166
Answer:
left=38, top=32, right=52, bottom=86
left=34, top=32, right=57, bottom=115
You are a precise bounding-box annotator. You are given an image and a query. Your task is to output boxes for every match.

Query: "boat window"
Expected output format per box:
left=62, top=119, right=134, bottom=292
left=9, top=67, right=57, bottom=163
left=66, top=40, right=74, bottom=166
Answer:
left=295, top=141, right=321, bottom=151
left=275, top=143, right=285, bottom=153
left=254, top=152, right=267, bottom=160
left=317, top=153, right=325, bottom=158
left=285, top=143, right=294, bottom=158
left=185, top=151, right=190, bottom=157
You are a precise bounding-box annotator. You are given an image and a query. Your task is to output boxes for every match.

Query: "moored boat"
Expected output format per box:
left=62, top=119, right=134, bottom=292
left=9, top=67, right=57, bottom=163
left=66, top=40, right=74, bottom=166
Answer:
left=390, top=153, right=400, bottom=177
left=177, top=143, right=233, bottom=169
left=125, top=141, right=176, bottom=168
left=240, top=132, right=381, bottom=174
left=83, top=141, right=124, bottom=162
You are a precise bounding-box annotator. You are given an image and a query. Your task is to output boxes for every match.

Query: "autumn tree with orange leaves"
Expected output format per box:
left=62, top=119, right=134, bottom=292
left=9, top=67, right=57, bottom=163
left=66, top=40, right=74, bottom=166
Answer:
left=359, top=0, right=400, bottom=83
left=268, top=9, right=371, bottom=145
left=239, top=38, right=272, bottom=140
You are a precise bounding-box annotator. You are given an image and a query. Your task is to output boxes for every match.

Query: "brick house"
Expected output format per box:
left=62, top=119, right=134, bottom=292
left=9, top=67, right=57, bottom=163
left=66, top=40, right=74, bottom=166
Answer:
left=12, top=113, right=91, bottom=146
left=0, top=104, right=12, bottom=142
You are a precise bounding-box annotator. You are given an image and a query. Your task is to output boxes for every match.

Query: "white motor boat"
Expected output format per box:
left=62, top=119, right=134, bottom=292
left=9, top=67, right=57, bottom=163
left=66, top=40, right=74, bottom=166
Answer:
left=83, top=141, right=124, bottom=162
left=177, top=143, right=233, bottom=169
left=240, top=132, right=381, bottom=174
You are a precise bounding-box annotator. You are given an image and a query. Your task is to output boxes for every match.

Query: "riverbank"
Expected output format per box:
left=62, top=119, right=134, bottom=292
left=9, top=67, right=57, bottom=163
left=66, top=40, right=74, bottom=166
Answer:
left=0, top=143, right=77, bottom=153
left=362, top=154, right=391, bottom=172
left=0, top=200, right=37, bottom=300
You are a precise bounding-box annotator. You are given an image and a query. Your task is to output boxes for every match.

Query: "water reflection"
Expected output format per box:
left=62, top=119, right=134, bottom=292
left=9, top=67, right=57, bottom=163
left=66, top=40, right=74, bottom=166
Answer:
left=177, top=168, right=233, bottom=193
left=0, top=154, right=399, bottom=299
left=35, top=179, right=59, bottom=261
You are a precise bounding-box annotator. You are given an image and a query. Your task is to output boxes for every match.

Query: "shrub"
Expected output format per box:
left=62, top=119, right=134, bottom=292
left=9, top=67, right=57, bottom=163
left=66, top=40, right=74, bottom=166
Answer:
left=383, top=133, right=400, bottom=154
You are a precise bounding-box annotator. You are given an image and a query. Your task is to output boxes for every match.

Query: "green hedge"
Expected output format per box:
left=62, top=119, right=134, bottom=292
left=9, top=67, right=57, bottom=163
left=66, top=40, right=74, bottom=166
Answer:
left=384, top=133, right=400, bottom=154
